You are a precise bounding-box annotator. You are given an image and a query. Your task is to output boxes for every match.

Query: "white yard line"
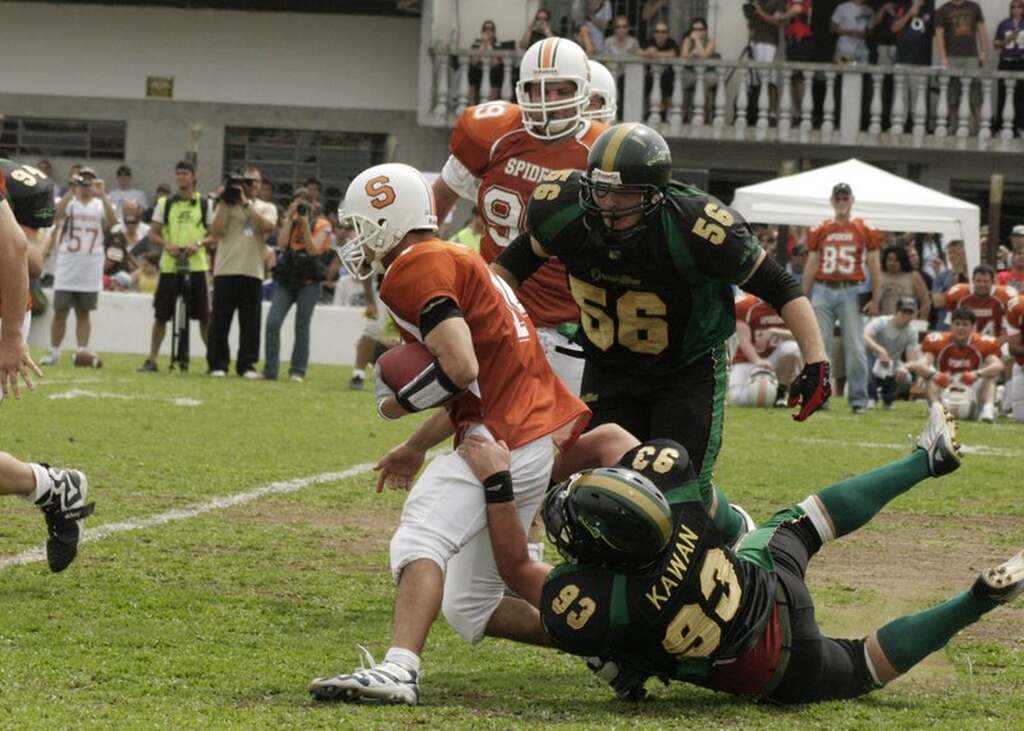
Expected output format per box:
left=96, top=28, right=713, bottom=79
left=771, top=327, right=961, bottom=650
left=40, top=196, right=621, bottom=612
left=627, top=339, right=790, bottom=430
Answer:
left=0, top=461, right=379, bottom=571
left=46, top=388, right=201, bottom=407
left=786, top=436, right=1024, bottom=459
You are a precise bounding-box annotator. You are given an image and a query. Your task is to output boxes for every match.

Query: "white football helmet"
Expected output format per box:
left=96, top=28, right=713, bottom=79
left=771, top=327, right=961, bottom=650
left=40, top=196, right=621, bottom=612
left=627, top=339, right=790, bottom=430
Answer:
left=584, top=60, right=618, bottom=123
left=740, top=368, right=779, bottom=408
left=516, top=38, right=591, bottom=140
left=339, top=163, right=438, bottom=280
left=941, top=383, right=978, bottom=421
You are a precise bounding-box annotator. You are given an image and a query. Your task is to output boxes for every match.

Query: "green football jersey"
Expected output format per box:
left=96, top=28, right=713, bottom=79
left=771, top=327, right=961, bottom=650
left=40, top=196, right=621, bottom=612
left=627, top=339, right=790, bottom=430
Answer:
left=539, top=439, right=776, bottom=682
left=0, top=159, right=56, bottom=229
left=528, top=171, right=762, bottom=375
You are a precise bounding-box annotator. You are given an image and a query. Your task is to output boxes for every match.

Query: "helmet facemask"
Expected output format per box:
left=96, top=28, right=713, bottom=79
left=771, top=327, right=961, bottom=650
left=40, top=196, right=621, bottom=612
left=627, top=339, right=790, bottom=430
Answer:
left=579, top=169, right=665, bottom=246
left=516, top=75, right=591, bottom=141
left=583, top=89, right=617, bottom=124
left=339, top=212, right=399, bottom=280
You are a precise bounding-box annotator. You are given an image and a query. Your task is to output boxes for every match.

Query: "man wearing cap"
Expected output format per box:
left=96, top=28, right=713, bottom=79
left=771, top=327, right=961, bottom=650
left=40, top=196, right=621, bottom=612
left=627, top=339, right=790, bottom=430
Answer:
left=40, top=167, right=117, bottom=366
left=803, top=182, right=882, bottom=414
left=108, top=164, right=148, bottom=222
left=864, top=295, right=926, bottom=409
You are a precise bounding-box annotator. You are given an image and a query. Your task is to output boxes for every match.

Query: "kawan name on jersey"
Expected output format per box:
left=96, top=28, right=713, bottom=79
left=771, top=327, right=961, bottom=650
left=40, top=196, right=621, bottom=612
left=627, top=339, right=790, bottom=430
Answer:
left=645, top=521, right=700, bottom=610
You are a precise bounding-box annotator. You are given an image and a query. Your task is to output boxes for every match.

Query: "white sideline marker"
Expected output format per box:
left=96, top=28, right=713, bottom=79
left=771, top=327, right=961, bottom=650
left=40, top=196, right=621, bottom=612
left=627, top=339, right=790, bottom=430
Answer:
left=0, top=461, right=378, bottom=571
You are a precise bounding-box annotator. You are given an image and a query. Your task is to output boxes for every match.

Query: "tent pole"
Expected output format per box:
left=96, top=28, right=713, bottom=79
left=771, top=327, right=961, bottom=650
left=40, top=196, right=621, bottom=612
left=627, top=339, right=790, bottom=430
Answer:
left=987, top=174, right=1003, bottom=267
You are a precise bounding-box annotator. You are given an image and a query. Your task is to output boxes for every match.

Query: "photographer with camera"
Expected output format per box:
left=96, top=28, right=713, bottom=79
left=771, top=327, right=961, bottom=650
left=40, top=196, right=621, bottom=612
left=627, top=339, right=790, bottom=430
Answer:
left=262, top=188, right=330, bottom=383
left=139, top=160, right=214, bottom=373
left=206, top=168, right=277, bottom=378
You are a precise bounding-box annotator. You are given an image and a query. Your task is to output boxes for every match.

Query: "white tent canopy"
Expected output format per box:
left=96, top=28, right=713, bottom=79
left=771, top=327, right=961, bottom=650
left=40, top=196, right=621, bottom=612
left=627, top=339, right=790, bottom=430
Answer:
left=731, top=159, right=981, bottom=269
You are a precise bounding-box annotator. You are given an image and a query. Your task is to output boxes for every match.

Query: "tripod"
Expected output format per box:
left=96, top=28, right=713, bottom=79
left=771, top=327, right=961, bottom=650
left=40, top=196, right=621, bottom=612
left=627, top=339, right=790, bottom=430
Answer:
left=169, top=253, right=191, bottom=372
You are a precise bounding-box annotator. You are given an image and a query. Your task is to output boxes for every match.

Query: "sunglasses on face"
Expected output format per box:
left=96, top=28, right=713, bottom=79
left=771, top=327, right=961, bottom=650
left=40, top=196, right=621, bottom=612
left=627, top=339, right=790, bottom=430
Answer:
left=692, top=26, right=707, bottom=31
left=655, top=29, right=668, bottom=33
left=834, top=195, right=851, bottom=201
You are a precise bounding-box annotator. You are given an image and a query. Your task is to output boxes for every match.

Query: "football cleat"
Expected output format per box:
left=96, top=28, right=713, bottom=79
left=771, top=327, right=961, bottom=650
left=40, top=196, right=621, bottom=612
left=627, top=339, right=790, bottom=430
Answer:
left=914, top=402, right=962, bottom=477
left=309, top=646, right=419, bottom=705
left=36, top=466, right=95, bottom=573
left=971, top=550, right=1024, bottom=605
left=349, top=374, right=365, bottom=390
left=979, top=403, right=996, bottom=424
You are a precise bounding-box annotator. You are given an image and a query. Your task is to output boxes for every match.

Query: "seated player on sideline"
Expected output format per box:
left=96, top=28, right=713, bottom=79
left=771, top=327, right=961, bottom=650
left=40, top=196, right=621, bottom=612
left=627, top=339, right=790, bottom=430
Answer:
left=457, top=404, right=1024, bottom=704
left=1007, top=294, right=1024, bottom=422
left=0, top=159, right=95, bottom=572
left=730, top=290, right=802, bottom=407
left=918, top=307, right=1004, bottom=423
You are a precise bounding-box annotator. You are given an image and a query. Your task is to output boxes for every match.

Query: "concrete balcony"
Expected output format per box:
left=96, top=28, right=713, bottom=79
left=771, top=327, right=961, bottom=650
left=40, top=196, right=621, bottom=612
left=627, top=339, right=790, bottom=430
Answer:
left=420, top=47, right=1024, bottom=155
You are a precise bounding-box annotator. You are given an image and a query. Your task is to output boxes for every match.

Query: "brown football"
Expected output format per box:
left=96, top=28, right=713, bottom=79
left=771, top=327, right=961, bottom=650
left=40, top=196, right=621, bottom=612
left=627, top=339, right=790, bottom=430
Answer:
left=73, top=350, right=103, bottom=368
left=376, top=341, right=434, bottom=392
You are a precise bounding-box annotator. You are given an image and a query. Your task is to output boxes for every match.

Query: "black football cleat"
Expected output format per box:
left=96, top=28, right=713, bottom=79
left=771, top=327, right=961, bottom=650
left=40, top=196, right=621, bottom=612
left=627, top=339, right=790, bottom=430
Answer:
left=915, top=403, right=962, bottom=477
left=37, top=466, right=95, bottom=573
left=971, top=550, right=1024, bottom=605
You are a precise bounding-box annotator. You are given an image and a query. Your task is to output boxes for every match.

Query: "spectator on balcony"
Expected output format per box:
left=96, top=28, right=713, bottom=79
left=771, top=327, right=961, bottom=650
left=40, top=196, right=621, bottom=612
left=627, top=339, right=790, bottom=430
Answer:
left=832, top=0, right=876, bottom=63
left=750, top=0, right=787, bottom=116
left=108, top=165, right=148, bottom=222
left=994, top=0, right=1024, bottom=133
left=469, top=20, right=506, bottom=105
left=869, top=1, right=900, bottom=63
left=680, top=17, right=717, bottom=120
left=606, top=14, right=641, bottom=59
left=936, top=0, right=989, bottom=130
left=782, top=1, right=815, bottom=114
left=641, top=22, right=679, bottom=119
left=640, top=0, right=683, bottom=42
left=519, top=7, right=556, bottom=51
left=893, top=0, right=936, bottom=65
left=879, top=244, right=932, bottom=318
left=578, top=0, right=613, bottom=56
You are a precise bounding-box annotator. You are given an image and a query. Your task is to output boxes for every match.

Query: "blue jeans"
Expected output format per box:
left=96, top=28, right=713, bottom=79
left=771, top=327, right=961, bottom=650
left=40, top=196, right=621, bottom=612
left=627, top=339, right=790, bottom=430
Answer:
left=811, top=283, right=868, bottom=409
left=263, top=281, right=320, bottom=379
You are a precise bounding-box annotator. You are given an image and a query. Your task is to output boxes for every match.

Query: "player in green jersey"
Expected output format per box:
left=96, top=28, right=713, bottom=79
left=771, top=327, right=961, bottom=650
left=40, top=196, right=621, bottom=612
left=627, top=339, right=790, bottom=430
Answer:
left=495, top=123, right=830, bottom=492
left=458, top=403, right=1024, bottom=704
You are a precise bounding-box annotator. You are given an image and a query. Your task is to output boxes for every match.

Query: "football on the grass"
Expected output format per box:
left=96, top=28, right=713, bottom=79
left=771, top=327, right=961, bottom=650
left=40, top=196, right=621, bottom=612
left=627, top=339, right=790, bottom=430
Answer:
left=73, top=350, right=103, bottom=368
left=377, top=341, right=434, bottom=391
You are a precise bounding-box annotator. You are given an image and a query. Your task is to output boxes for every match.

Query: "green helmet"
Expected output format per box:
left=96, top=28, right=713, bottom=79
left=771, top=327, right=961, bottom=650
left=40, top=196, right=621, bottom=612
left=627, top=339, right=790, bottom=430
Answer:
left=579, top=123, right=672, bottom=243
left=543, top=466, right=674, bottom=569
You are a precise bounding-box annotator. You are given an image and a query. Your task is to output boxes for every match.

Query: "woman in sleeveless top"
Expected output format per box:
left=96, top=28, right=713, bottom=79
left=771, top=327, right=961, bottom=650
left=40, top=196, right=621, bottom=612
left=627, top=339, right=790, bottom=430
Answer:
left=879, top=245, right=930, bottom=317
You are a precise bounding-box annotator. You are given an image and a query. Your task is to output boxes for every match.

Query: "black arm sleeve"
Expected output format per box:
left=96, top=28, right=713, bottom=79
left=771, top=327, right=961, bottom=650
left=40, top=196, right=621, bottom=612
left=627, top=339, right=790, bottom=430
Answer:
left=742, top=256, right=805, bottom=313
left=496, top=231, right=546, bottom=285
left=420, top=296, right=464, bottom=338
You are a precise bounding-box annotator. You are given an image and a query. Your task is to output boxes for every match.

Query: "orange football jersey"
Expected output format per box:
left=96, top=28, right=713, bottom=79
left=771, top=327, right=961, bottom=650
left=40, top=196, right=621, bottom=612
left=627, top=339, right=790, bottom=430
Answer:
left=807, top=218, right=881, bottom=283
left=379, top=238, right=589, bottom=449
left=1006, top=295, right=1024, bottom=366
left=997, top=270, right=1024, bottom=293
left=942, top=283, right=1013, bottom=336
left=733, top=292, right=785, bottom=364
left=922, top=331, right=1000, bottom=373
left=449, top=100, right=606, bottom=327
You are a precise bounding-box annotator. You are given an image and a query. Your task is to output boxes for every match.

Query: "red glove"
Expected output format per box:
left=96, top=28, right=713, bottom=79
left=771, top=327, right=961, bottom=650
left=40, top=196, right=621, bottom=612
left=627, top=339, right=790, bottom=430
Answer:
left=787, top=361, right=832, bottom=421
left=959, top=370, right=977, bottom=386
left=933, top=372, right=951, bottom=388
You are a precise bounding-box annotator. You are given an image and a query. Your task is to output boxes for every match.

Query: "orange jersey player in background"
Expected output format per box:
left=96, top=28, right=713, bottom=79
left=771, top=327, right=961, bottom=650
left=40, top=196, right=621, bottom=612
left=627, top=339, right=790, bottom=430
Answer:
left=919, top=307, right=1004, bottom=422
left=432, top=37, right=609, bottom=397
left=311, top=162, right=588, bottom=706
left=935, top=264, right=1017, bottom=338
left=1005, top=295, right=1024, bottom=422
left=729, top=291, right=802, bottom=407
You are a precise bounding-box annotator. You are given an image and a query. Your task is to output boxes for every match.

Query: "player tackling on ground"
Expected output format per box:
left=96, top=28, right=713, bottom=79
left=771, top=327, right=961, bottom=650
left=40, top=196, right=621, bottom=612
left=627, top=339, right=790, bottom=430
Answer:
left=0, top=159, right=95, bottom=572
left=308, top=162, right=589, bottom=704
left=457, top=404, right=1023, bottom=704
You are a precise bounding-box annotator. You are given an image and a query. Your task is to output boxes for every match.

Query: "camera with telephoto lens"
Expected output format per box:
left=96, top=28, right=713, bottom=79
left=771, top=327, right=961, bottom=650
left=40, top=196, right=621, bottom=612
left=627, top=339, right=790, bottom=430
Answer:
left=296, top=202, right=310, bottom=217
left=220, top=171, right=246, bottom=206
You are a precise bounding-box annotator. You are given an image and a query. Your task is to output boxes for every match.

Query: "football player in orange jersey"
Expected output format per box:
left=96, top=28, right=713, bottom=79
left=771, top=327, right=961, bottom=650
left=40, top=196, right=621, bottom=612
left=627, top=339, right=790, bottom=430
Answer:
left=730, top=291, right=803, bottom=407
left=585, top=59, right=618, bottom=123
left=431, top=38, right=606, bottom=397
left=1005, top=294, right=1024, bottom=421
left=0, top=160, right=94, bottom=573
left=919, top=308, right=1005, bottom=422
left=310, top=163, right=589, bottom=705
left=934, top=264, right=1017, bottom=339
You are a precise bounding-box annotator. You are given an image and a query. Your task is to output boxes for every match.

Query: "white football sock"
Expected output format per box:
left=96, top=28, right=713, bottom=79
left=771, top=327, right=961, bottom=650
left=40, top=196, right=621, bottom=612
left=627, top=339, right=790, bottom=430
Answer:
left=384, top=647, right=421, bottom=674
left=23, top=463, right=54, bottom=504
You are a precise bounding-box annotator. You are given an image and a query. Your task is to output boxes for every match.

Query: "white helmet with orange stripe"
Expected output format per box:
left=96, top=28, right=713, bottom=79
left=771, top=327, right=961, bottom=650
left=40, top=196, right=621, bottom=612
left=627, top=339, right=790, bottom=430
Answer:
left=516, top=37, right=591, bottom=140
left=339, top=163, right=438, bottom=280
left=584, top=60, right=617, bottom=123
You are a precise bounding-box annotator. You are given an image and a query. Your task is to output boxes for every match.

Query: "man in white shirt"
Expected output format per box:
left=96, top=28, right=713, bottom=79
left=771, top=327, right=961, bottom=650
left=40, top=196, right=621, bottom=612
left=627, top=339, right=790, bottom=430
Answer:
left=108, top=164, right=148, bottom=221
left=41, top=167, right=117, bottom=365
left=832, top=0, right=876, bottom=63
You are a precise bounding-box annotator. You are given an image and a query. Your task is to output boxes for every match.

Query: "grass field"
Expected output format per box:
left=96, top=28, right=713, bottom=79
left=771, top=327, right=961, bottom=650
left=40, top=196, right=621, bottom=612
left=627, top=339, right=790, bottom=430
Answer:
left=1, top=353, right=1022, bottom=729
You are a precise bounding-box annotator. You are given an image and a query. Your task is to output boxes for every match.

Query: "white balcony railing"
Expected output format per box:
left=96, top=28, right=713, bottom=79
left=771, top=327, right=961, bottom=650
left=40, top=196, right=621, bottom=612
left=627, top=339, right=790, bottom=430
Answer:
left=422, top=47, right=1024, bottom=153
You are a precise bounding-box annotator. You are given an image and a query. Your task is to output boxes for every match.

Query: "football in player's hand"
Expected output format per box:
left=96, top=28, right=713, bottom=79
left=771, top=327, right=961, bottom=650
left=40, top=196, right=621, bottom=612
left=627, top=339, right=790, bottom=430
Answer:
left=73, top=350, right=103, bottom=368
left=376, top=341, right=434, bottom=392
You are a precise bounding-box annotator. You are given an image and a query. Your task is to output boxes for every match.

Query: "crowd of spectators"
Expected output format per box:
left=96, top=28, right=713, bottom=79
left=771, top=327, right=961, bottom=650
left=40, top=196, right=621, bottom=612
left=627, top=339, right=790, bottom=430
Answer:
left=732, top=182, right=1024, bottom=424
left=28, top=158, right=361, bottom=382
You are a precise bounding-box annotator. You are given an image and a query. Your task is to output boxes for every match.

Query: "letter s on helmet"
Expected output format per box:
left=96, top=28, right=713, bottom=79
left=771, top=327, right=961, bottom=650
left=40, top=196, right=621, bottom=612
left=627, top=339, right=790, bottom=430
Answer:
left=339, top=163, right=438, bottom=280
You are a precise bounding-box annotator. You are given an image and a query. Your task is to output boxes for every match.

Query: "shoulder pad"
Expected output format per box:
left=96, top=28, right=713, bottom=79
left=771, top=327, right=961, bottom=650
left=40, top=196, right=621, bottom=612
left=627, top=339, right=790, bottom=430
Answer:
left=620, top=439, right=697, bottom=495
left=450, top=102, right=523, bottom=176
left=527, top=170, right=585, bottom=254
left=540, top=566, right=614, bottom=657
left=0, top=160, right=55, bottom=229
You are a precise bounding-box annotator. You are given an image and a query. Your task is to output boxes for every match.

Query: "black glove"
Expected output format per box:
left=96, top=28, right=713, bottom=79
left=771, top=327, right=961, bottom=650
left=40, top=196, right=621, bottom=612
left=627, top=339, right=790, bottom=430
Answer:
left=787, top=360, right=831, bottom=421
left=586, top=656, right=649, bottom=701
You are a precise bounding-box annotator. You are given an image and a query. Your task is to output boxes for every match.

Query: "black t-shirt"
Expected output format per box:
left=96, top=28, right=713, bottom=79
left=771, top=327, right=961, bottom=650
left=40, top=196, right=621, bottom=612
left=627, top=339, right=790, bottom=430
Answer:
left=0, top=159, right=56, bottom=229
left=894, top=0, right=935, bottom=64
left=869, top=0, right=899, bottom=46
left=645, top=37, right=679, bottom=55
left=527, top=171, right=761, bottom=375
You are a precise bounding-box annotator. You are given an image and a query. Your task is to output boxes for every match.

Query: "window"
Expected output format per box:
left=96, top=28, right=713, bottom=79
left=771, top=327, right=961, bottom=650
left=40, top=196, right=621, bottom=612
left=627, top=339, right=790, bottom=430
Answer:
left=223, top=127, right=388, bottom=209
left=0, top=117, right=126, bottom=159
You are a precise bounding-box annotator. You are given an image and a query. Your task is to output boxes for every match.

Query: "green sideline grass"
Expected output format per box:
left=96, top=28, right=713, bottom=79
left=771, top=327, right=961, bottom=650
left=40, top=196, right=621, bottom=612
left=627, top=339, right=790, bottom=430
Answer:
left=0, top=353, right=1021, bottom=729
